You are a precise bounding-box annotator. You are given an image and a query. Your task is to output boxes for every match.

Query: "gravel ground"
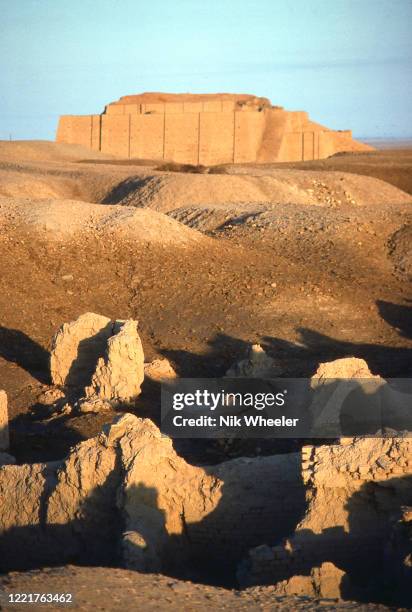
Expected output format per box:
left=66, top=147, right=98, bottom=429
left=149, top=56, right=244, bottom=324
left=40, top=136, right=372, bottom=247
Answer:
left=0, top=566, right=398, bottom=612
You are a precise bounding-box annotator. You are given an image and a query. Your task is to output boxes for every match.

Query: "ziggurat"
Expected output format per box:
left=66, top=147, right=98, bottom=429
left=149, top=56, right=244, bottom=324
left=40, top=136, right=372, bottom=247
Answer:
left=56, top=92, right=372, bottom=164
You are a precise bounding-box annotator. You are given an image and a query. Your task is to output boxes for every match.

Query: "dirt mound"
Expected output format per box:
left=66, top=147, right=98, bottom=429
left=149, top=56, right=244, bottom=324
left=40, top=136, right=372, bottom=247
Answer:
left=0, top=169, right=70, bottom=199
left=211, top=166, right=412, bottom=204
left=102, top=174, right=297, bottom=212
left=168, top=203, right=268, bottom=231
left=0, top=162, right=135, bottom=204
left=0, top=140, right=112, bottom=163
left=197, top=200, right=411, bottom=284
left=102, top=170, right=412, bottom=213
left=0, top=197, right=206, bottom=245
left=154, top=162, right=209, bottom=173
left=263, top=148, right=412, bottom=196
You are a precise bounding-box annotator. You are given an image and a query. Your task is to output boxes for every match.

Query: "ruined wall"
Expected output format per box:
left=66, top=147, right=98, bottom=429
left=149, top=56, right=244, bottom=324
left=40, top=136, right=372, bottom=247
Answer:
left=120, top=419, right=305, bottom=575
left=1, top=414, right=411, bottom=591
left=56, top=115, right=101, bottom=151
left=239, top=437, right=412, bottom=588
left=0, top=415, right=304, bottom=576
left=56, top=93, right=372, bottom=163
left=0, top=438, right=121, bottom=570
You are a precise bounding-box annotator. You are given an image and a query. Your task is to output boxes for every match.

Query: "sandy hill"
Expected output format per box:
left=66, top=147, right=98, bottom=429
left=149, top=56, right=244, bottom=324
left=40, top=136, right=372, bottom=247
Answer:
left=0, top=140, right=113, bottom=163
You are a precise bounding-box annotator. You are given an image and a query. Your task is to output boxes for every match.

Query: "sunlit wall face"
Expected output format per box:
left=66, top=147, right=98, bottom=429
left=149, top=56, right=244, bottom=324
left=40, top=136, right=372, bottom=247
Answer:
left=0, top=0, right=411, bottom=140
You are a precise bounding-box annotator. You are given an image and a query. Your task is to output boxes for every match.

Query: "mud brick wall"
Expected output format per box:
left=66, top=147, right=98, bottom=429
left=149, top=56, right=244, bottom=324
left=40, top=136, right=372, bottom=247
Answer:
left=182, top=453, right=306, bottom=570
left=0, top=416, right=305, bottom=575
left=56, top=115, right=101, bottom=150
left=198, top=112, right=234, bottom=165
left=239, top=438, right=412, bottom=587
left=56, top=96, right=372, bottom=162
left=234, top=111, right=266, bottom=163
left=91, top=115, right=101, bottom=151
left=130, top=114, right=164, bottom=159
left=164, top=113, right=199, bottom=164
left=101, top=115, right=129, bottom=157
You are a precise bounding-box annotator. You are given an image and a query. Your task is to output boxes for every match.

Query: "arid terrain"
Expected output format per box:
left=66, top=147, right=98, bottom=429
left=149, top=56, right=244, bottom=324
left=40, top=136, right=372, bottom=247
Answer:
left=0, top=140, right=411, bottom=609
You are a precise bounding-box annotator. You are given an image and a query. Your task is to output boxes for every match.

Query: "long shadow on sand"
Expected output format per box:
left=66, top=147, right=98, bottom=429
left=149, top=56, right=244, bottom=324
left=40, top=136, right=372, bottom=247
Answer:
left=1, top=471, right=410, bottom=605
left=377, top=299, right=412, bottom=340
left=0, top=326, right=50, bottom=384
left=261, top=327, right=411, bottom=379
left=0, top=466, right=307, bottom=590
left=262, top=300, right=412, bottom=378
left=160, top=307, right=411, bottom=381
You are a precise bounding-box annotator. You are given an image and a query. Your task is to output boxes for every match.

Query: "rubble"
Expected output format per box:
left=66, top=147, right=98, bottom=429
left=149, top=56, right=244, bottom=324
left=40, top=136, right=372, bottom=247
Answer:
left=144, top=358, right=177, bottom=382
left=226, top=344, right=283, bottom=378
left=77, top=398, right=112, bottom=414
left=50, top=312, right=113, bottom=387
left=1, top=351, right=411, bottom=605
left=239, top=436, right=412, bottom=591
left=312, top=356, right=375, bottom=380
left=37, top=387, right=66, bottom=406
left=50, top=313, right=144, bottom=410
left=84, top=319, right=144, bottom=404
left=269, top=561, right=347, bottom=599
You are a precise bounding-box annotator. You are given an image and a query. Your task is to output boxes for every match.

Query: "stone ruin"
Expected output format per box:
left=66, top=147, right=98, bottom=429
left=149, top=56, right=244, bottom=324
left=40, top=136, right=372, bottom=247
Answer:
left=50, top=312, right=145, bottom=413
left=225, top=343, right=283, bottom=378
left=0, top=313, right=411, bottom=605
left=56, top=92, right=372, bottom=164
left=0, top=413, right=411, bottom=603
left=238, top=437, right=412, bottom=591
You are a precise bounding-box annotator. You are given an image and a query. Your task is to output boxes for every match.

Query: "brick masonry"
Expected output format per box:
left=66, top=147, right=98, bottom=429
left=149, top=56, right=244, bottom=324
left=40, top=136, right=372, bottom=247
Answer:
left=239, top=437, right=412, bottom=587
left=56, top=93, right=373, bottom=163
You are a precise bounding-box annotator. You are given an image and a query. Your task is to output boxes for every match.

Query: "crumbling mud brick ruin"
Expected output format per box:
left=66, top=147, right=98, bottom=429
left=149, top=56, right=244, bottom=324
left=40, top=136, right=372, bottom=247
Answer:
left=56, top=93, right=372, bottom=164
left=0, top=314, right=411, bottom=605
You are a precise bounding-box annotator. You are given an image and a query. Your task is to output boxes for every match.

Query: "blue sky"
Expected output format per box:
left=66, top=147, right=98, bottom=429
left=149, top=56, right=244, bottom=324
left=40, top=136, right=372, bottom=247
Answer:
left=0, top=0, right=411, bottom=140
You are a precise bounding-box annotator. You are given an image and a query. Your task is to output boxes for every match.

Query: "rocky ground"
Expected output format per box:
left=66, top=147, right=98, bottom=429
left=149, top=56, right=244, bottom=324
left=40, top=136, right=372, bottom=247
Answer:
left=0, top=141, right=411, bottom=608
left=0, top=566, right=395, bottom=611
left=220, top=147, right=412, bottom=195
left=0, top=142, right=410, bottom=462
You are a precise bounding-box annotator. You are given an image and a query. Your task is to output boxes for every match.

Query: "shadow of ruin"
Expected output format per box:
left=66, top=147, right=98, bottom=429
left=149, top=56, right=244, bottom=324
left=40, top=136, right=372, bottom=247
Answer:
left=0, top=313, right=411, bottom=606
left=1, top=413, right=412, bottom=605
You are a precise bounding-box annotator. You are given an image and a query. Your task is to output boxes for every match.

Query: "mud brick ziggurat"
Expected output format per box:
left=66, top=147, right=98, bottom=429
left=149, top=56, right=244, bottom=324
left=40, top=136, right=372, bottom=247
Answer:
left=56, top=92, right=372, bottom=164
